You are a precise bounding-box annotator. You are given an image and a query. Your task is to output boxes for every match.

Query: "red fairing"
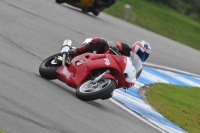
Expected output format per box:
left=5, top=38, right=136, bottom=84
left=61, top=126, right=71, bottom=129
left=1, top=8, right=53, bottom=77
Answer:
left=125, top=82, right=134, bottom=88
left=56, top=66, right=86, bottom=88
left=102, top=72, right=117, bottom=84
left=56, top=52, right=132, bottom=89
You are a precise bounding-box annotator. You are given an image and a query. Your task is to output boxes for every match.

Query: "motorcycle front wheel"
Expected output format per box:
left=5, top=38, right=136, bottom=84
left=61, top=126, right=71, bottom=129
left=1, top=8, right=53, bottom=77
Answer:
left=39, top=53, right=62, bottom=80
left=76, top=78, right=116, bottom=101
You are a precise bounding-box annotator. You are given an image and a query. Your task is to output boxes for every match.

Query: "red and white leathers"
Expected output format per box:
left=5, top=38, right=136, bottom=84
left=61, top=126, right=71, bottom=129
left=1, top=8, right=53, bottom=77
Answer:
left=70, top=37, right=131, bottom=57
left=69, top=37, right=151, bottom=79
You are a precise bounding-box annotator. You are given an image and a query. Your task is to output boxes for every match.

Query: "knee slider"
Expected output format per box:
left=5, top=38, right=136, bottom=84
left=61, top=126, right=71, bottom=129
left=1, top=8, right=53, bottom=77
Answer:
left=91, top=37, right=100, bottom=44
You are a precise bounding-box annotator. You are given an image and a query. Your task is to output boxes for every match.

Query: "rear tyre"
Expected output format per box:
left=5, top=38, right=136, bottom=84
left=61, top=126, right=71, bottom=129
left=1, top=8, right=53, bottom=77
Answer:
left=81, top=8, right=88, bottom=13
left=55, top=0, right=66, bottom=4
left=39, top=53, right=62, bottom=80
left=92, top=9, right=100, bottom=16
left=76, top=78, right=116, bottom=101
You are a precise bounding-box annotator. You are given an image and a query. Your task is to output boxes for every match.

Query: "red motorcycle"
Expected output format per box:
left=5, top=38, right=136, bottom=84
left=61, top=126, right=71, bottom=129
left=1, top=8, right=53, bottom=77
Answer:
left=39, top=39, right=137, bottom=101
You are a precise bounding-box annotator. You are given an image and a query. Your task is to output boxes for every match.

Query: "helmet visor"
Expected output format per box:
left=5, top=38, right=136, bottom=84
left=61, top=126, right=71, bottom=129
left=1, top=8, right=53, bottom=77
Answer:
left=136, top=49, right=149, bottom=62
left=141, top=52, right=149, bottom=62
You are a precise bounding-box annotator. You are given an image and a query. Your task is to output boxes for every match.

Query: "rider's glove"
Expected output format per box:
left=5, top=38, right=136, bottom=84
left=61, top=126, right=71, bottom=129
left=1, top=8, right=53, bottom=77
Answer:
left=68, top=50, right=75, bottom=58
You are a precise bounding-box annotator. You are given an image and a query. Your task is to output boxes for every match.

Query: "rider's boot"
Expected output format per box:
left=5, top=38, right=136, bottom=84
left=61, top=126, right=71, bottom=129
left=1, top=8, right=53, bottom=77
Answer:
left=68, top=42, right=90, bottom=57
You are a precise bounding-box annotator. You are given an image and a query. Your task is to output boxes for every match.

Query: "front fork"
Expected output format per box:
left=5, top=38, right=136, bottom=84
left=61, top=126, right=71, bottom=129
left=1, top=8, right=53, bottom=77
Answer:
left=91, top=70, right=118, bottom=86
left=91, top=70, right=110, bottom=83
left=62, top=53, right=67, bottom=66
left=61, top=39, right=72, bottom=66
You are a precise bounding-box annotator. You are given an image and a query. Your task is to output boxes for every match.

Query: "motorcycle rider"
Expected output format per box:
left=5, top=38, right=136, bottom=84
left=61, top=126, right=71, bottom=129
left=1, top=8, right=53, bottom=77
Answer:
left=68, top=37, right=151, bottom=79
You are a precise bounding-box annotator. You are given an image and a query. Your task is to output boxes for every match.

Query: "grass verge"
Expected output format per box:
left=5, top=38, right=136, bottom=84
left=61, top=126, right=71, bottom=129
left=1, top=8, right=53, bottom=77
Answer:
left=0, top=130, right=7, bottom=133
left=104, top=0, right=200, bottom=51
left=146, top=83, right=200, bottom=133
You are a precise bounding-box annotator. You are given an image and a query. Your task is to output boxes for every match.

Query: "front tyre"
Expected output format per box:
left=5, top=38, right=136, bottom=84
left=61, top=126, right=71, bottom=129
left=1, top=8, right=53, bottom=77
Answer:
left=76, top=78, right=116, bottom=101
left=39, top=53, right=62, bottom=80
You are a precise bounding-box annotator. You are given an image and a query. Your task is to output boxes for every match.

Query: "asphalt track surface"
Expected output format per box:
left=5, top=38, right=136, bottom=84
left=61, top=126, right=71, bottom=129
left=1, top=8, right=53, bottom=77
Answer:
left=0, top=0, right=200, bottom=133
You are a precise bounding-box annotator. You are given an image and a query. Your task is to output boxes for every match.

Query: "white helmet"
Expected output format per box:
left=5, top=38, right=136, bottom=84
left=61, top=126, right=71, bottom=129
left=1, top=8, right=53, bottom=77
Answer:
left=131, top=40, right=151, bottom=62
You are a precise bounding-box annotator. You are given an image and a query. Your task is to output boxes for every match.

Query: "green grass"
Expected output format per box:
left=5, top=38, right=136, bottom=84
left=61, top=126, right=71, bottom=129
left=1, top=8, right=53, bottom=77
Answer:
left=146, top=83, right=200, bottom=133
left=0, top=130, right=7, bottom=133
left=104, top=0, right=200, bottom=51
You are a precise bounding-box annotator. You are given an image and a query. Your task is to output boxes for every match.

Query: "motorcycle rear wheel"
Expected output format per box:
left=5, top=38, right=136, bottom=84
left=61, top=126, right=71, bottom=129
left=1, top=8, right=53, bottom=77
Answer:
left=76, top=78, right=116, bottom=101
left=55, top=0, right=66, bottom=4
left=81, top=8, right=88, bottom=13
left=39, top=53, right=62, bottom=80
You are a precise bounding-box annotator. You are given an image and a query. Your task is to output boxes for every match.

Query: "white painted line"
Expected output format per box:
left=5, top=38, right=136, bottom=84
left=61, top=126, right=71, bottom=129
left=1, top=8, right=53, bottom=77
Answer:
left=134, top=81, right=145, bottom=90
left=109, top=98, right=166, bottom=133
